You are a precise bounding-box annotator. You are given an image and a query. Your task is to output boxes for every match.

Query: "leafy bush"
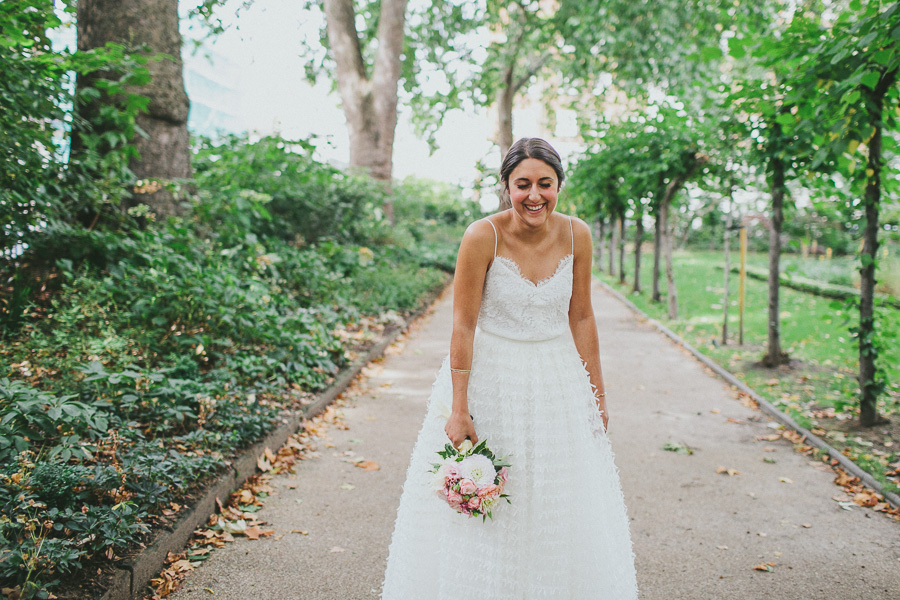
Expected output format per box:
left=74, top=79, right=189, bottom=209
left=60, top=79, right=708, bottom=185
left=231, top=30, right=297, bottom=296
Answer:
left=1, top=130, right=463, bottom=597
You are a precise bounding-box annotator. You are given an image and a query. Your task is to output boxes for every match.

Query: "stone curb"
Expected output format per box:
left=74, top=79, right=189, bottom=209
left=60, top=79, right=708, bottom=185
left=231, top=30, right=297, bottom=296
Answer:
left=596, top=279, right=900, bottom=511
left=97, top=282, right=450, bottom=600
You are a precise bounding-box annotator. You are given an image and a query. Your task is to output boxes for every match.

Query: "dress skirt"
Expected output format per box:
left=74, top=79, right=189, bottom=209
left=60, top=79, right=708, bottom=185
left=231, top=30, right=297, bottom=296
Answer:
left=381, top=327, right=638, bottom=599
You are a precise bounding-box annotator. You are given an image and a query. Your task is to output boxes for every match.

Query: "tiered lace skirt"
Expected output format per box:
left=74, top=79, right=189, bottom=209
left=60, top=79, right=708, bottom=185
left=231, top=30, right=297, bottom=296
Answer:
left=381, top=328, right=638, bottom=599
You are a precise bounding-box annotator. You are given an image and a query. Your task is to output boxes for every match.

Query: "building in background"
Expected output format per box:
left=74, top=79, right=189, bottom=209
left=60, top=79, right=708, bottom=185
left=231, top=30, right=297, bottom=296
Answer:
left=184, top=48, right=244, bottom=137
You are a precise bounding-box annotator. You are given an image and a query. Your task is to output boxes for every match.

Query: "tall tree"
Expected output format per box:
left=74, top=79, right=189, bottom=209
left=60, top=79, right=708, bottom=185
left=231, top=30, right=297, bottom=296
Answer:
left=783, top=1, right=900, bottom=425
left=74, top=0, right=191, bottom=218
left=322, top=0, right=407, bottom=220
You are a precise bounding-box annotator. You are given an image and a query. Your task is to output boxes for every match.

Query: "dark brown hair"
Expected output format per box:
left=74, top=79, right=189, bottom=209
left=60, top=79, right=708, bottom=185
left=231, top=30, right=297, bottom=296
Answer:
left=499, top=138, right=565, bottom=191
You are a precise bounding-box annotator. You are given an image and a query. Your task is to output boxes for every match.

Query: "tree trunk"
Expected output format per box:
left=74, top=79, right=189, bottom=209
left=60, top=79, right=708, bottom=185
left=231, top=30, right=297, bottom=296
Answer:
left=498, top=64, right=515, bottom=167
left=495, top=44, right=548, bottom=211
left=609, top=217, right=618, bottom=277
left=722, top=187, right=733, bottom=345
left=618, top=216, right=626, bottom=284
left=763, top=151, right=789, bottom=367
left=660, top=197, right=678, bottom=319
left=857, top=71, right=895, bottom=426
left=497, top=66, right=515, bottom=210
left=596, top=217, right=605, bottom=267
left=75, top=0, right=190, bottom=218
left=652, top=206, right=662, bottom=302
left=633, top=208, right=644, bottom=293
left=324, top=0, right=407, bottom=222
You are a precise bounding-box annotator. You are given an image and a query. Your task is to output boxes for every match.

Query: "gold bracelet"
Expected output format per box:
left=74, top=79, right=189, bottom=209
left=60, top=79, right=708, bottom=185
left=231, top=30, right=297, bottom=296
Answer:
left=450, top=368, right=471, bottom=373
left=596, top=392, right=607, bottom=397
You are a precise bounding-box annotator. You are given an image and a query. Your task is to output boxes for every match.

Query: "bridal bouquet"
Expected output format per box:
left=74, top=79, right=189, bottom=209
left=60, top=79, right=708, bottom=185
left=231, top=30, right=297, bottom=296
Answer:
left=429, top=439, right=510, bottom=521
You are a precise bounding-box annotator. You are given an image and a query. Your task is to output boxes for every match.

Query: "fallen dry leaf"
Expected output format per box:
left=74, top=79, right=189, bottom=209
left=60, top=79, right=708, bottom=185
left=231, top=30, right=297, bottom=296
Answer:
left=329, top=546, right=346, bottom=553
left=171, top=559, right=196, bottom=572
left=779, top=477, right=793, bottom=484
left=853, top=491, right=881, bottom=507
left=753, top=562, right=775, bottom=572
left=355, top=460, right=381, bottom=471
left=340, top=482, right=356, bottom=490
left=716, top=466, right=741, bottom=476
left=241, top=526, right=275, bottom=540
left=291, top=529, right=309, bottom=535
left=257, top=454, right=272, bottom=472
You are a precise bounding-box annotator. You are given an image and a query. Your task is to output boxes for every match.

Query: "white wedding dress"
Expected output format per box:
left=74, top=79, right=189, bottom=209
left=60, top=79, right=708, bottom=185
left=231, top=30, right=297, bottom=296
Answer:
left=381, top=217, right=638, bottom=599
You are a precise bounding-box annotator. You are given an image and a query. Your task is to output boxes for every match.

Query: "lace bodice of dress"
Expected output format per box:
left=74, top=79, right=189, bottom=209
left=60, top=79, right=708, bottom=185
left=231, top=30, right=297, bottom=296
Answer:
left=477, top=251, right=574, bottom=342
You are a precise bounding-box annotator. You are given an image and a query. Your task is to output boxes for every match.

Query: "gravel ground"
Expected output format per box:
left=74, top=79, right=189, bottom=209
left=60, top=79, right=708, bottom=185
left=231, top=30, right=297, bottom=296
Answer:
left=170, top=282, right=899, bottom=600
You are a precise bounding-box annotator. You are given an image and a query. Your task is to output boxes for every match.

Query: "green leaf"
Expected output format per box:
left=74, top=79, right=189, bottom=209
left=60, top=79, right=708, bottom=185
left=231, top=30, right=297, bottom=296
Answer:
left=728, top=37, right=746, bottom=59
left=858, top=32, right=877, bottom=48
left=701, top=46, right=723, bottom=61
left=860, top=71, right=880, bottom=90
left=872, top=49, right=893, bottom=65
left=775, top=113, right=795, bottom=126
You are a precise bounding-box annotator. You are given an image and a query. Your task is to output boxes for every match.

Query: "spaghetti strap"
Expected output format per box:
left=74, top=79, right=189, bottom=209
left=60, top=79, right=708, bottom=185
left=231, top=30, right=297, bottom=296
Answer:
left=568, top=216, right=574, bottom=254
left=485, top=218, right=498, bottom=258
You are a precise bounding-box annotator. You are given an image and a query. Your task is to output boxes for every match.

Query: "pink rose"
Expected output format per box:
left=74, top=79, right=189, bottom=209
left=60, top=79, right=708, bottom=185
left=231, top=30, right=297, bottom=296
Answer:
left=444, top=464, right=461, bottom=483
left=498, top=467, right=509, bottom=483
left=468, top=496, right=481, bottom=510
left=446, top=489, right=463, bottom=508
left=477, top=484, right=501, bottom=499
left=459, top=479, right=477, bottom=496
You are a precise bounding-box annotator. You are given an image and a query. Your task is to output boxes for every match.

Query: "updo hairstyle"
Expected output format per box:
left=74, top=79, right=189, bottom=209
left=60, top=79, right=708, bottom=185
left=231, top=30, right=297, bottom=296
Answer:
left=499, top=138, right=566, bottom=192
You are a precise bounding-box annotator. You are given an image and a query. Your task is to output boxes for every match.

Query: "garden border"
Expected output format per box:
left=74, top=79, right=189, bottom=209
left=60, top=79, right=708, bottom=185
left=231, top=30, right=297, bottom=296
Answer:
left=96, top=281, right=450, bottom=600
left=597, top=280, right=900, bottom=511
left=722, top=264, right=900, bottom=309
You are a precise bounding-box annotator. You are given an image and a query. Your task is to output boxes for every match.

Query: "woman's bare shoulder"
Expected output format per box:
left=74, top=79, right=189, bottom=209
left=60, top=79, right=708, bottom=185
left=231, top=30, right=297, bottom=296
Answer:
left=563, top=215, right=593, bottom=254
left=460, top=217, right=500, bottom=257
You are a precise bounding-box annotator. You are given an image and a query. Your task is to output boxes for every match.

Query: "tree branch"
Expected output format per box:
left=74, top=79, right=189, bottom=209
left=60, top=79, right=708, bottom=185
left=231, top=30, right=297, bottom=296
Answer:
left=513, top=51, right=551, bottom=94
left=323, top=0, right=367, bottom=86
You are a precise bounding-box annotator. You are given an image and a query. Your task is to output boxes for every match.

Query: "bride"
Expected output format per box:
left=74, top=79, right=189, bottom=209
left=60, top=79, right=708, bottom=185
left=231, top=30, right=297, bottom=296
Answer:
left=381, top=138, right=638, bottom=599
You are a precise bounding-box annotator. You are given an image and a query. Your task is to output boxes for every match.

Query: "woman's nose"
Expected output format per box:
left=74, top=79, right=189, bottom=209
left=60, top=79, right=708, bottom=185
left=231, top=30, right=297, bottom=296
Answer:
left=529, top=186, right=540, bottom=200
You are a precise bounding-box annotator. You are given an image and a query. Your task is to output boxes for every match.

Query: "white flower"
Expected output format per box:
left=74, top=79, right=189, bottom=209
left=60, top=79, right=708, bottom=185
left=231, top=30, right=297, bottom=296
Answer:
left=457, top=439, right=473, bottom=454
left=430, top=459, right=457, bottom=492
left=459, top=454, right=496, bottom=487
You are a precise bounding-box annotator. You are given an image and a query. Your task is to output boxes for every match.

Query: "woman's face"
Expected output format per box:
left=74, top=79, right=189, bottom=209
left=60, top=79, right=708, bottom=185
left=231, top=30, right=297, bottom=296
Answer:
left=507, top=158, right=560, bottom=226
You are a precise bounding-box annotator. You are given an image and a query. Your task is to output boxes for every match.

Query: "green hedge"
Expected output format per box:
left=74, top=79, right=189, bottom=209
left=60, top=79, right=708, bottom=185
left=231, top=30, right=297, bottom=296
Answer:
left=728, top=264, right=900, bottom=309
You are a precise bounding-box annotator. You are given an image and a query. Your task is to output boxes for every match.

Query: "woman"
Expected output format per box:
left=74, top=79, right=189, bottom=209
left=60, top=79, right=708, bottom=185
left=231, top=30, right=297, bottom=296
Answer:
left=381, top=138, right=637, bottom=599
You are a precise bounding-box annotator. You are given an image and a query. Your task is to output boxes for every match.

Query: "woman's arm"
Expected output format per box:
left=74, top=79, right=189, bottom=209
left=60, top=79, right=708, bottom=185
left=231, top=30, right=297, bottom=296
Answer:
left=567, top=218, right=609, bottom=430
left=445, top=219, right=495, bottom=447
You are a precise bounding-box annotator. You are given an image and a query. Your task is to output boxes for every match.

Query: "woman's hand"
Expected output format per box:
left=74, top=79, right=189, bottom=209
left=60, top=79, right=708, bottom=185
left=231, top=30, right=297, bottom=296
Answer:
left=445, top=411, right=478, bottom=449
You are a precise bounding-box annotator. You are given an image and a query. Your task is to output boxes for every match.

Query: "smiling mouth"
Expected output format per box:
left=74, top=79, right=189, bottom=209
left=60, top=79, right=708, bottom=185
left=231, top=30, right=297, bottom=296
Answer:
left=524, top=204, right=546, bottom=213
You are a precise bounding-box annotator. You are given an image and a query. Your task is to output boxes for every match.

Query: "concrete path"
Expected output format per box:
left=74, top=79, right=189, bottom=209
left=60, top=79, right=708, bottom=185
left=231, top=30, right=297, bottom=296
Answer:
left=170, top=283, right=899, bottom=600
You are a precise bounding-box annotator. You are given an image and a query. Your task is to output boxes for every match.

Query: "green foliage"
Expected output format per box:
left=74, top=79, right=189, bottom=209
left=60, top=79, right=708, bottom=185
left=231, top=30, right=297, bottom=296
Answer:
left=193, top=134, right=391, bottom=246
left=1, top=129, right=460, bottom=596
left=569, top=108, right=706, bottom=222
left=0, top=2, right=152, bottom=259
left=0, top=380, right=108, bottom=464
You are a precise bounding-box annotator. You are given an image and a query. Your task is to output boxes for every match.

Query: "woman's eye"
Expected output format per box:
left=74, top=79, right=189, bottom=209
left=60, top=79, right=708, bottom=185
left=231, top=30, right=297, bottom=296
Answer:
left=517, top=185, right=529, bottom=190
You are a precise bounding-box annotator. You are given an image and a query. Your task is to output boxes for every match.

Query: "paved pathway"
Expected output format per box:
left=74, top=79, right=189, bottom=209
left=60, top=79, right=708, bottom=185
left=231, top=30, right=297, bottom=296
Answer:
left=171, top=283, right=899, bottom=600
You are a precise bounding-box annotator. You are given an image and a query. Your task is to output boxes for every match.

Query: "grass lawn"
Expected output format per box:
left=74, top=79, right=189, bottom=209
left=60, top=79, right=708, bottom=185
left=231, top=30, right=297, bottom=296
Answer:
left=598, top=248, right=899, bottom=494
